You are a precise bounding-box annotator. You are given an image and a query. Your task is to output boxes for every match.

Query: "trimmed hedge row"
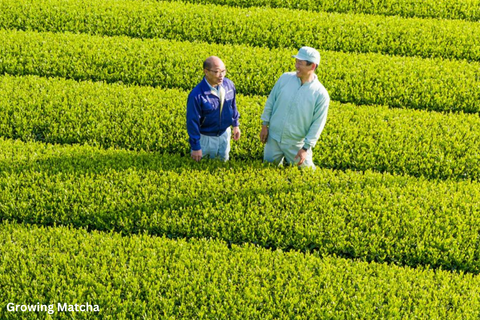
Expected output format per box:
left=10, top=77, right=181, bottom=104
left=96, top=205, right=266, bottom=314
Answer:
left=1, top=139, right=480, bottom=273
left=1, top=221, right=479, bottom=319
left=0, top=30, right=479, bottom=113
left=1, top=0, right=480, bottom=61
left=160, top=0, right=480, bottom=22
left=1, top=75, right=478, bottom=181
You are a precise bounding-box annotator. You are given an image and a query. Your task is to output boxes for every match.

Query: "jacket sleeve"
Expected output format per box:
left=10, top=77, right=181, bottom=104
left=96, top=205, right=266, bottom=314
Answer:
left=260, top=74, right=283, bottom=125
left=186, top=92, right=202, bottom=151
left=231, top=85, right=240, bottom=127
left=304, top=92, right=329, bottom=149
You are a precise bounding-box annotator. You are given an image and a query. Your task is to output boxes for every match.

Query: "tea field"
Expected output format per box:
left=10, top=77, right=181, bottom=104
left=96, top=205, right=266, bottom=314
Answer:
left=0, top=0, right=479, bottom=319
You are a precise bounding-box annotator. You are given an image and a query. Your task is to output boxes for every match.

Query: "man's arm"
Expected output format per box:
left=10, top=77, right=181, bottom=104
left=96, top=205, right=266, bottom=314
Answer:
left=231, top=86, right=241, bottom=141
left=260, top=75, right=283, bottom=143
left=260, top=76, right=282, bottom=125
left=186, top=93, right=203, bottom=161
left=303, top=93, right=330, bottom=150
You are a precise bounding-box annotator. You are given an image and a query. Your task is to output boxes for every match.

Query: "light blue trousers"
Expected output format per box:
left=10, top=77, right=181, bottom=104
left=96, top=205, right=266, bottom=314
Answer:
left=264, top=135, right=315, bottom=169
left=197, top=127, right=231, bottom=161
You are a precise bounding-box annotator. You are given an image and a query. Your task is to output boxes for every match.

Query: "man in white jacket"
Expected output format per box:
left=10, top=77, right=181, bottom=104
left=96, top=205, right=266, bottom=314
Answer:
left=260, top=47, right=330, bottom=169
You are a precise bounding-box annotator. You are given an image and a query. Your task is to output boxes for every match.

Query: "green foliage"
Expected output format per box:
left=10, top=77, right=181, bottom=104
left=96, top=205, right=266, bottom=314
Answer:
left=0, top=75, right=478, bottom=181
left=1, top=0, right=479, bottom=61
left=0, top=75, right=190, bottom=153
left=0, top=30, right=479, bottom=113
left=1, top=139, right=480, bottom=273
left=160, top=0, right=480, bottom=21
left=0, top=0, right=479, bottom=316
left=1, top=221, right=479, bottom=319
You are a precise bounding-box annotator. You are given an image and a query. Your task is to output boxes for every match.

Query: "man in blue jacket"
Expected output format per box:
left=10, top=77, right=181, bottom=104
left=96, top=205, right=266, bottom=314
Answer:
left=260, top=47, right=329, bottom=169
left=187, top=56, right=241, bottom=161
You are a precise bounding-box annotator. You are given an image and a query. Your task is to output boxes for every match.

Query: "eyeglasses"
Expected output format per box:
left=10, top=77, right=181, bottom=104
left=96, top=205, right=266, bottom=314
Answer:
left=208, top=69, right=227, bottom=76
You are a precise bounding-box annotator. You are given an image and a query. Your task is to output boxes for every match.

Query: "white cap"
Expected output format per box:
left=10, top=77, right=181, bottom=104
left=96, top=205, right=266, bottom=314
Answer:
left=292, top=46, right=320, bottom=65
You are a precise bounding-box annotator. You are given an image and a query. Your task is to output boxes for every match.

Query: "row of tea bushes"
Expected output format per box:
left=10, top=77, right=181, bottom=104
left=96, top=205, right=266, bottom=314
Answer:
left=1, top=0, right=480, bottom=61
left=1, top=139, right=480, bottom=272
left=0, top=30, right=478, bottom=113
left=0, top=75, right=478, bottom=180
left=1, top=221, right=479, bottom=319
left=160, top=0, right=480, bottom=21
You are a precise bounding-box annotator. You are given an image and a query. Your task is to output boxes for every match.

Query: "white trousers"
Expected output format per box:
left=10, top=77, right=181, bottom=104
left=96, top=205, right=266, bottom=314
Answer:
left=263, top=135, right=315, bottom=169
left=197, top=127, right=231, bottom=161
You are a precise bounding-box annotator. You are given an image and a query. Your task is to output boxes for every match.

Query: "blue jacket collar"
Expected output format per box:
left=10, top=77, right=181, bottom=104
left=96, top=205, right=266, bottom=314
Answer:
left=201, top=77, right=217, bottom=93
left=201, top=77, right=231, bottom=94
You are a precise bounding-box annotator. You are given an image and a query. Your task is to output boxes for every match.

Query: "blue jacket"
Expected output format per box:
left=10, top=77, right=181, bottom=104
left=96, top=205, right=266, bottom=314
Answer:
left=186, top=77, right=240, bottom=151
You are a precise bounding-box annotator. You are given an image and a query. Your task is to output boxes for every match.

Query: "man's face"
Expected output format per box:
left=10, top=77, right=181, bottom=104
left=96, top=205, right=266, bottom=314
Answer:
left=295, top=59, right=314, bottom=78
left=204, top=60, right=226, bottom=86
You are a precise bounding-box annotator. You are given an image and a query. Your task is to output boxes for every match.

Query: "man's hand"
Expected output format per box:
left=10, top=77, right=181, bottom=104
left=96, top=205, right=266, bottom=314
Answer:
left=294, top=148, right=307, bottom=166
left=260, top=125, right=269, bottom=144
left=232, top=126, right=241, bottom=141
left=191, top=149, right=202, bottom=162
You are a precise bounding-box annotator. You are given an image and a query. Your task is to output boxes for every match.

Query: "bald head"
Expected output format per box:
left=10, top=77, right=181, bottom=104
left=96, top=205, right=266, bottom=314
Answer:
left=203, top=56, right=226, bottom=86
left=203, top=56, right=223, bottom=70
